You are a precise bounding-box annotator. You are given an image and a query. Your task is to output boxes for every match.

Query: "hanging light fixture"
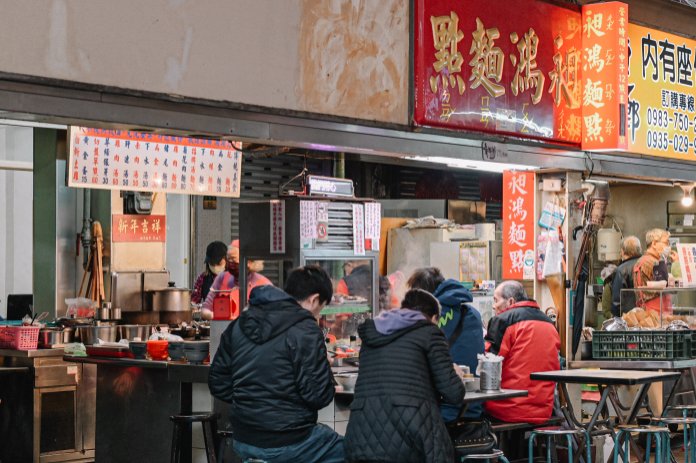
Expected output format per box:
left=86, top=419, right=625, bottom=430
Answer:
left=679, top=183, right=695, bottom=207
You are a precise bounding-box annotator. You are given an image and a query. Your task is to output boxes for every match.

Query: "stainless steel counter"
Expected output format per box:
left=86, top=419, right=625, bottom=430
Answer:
left=0, top=347, right=65, bottom=358
left=569, top=359, right=696, bottom=370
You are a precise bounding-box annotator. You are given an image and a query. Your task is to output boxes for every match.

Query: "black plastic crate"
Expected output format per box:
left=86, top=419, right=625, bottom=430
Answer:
left=592, top=330, right=691, bottom=360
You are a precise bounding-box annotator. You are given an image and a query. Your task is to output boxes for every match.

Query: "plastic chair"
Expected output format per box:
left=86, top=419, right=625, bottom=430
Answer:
left=461, top=449, right=511, bottom=462
left=170, top=412, right=219, bottom=463
left=528, top=426, right=591, bottom=463
left=612, top=425, right=671, bottom=463
left=657, top=416, right=696, bottom=463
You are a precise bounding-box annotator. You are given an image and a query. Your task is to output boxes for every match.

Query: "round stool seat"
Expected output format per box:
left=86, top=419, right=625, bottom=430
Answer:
left=532, top=426, right=588, bottom=436
left=170, top=412, right=219, bottom=423
left=217, top=429, right=234, bottom=437
left=617, top=425, right=669, bottom=434
left=659, top=416, right=696, bottom=425
left=242, top=459, right=268, bottom=463
left=670, top=405, right=696, bottom=410
left=463, top=449, right=506, bottom=459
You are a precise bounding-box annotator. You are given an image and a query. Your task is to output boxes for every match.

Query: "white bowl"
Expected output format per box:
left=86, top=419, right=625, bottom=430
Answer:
left=646, top=280, right=667, bottom=289
left=334, top=374, right=358, bottom=392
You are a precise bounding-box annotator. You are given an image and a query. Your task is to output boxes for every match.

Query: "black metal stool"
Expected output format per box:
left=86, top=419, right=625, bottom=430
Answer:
left=170, top=412, right=220, bottom=463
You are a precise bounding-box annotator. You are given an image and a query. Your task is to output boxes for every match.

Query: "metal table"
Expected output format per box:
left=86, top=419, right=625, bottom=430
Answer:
left=570, top=359, right=696, bottom=414
left=65, top=356, right=209, bottom=463
left=531, top=369, right=681, bottom=462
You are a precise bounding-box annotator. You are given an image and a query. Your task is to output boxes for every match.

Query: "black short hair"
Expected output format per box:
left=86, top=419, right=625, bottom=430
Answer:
left=407, top=267, right=445, bottom=294
left=401, top=288, right=441, bottom=319
left=284, top=265, right=334, bottom=305
left=205, top=241, right=228, bottom=265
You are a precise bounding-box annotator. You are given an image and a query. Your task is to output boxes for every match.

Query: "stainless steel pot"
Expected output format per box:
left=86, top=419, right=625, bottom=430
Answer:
left=38, top=328, right=74, bottom=347
left=77, top=325, right=118, bottom=345
left=145, top=282, right=191, bottom=312
left=117, top=325, right=152, bottom=341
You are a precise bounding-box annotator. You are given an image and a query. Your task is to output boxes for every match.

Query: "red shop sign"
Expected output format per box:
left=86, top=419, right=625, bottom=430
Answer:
left=414, top=0, right=583, bottom=145
left=112, top=214, right=166, bottom=242
left=502, top=171, right=536, bottom=280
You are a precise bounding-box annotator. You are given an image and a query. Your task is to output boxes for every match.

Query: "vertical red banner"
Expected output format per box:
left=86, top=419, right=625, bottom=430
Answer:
left=581, top=2, right=629, bottom=151
left=503, top=171, right=536, bottom=280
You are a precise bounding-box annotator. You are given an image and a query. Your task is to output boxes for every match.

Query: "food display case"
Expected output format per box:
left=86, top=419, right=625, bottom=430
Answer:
left=620, top=287, right=696, bottom=328
left=239, top=197, right=380, bottom=344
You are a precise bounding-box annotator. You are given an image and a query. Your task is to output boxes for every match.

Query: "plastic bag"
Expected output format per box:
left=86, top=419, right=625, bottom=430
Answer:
left=602, top=317, right=628, bottom=331
left=65, top=298, right=97, bottom=319
left=542, top=230, right=563, bottom=278
left=148, top=332, right=184, bottom=342
left=538, top=200, right=566, bottom=230
left=64, top=342, right=87, bottom=357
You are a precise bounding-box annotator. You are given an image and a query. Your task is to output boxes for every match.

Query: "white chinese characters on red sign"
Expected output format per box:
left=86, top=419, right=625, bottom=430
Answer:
left=503, top=171, right=535, bottom=280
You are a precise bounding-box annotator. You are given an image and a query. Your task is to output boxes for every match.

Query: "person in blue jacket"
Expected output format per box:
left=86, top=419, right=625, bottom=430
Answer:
left=408, top=267, right=485, bottom=420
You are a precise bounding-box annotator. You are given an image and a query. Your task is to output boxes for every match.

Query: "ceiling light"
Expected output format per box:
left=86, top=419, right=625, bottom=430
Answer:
left=404, top=155, right=532, bottom=173
left=679, top=183, right=695, bottom=207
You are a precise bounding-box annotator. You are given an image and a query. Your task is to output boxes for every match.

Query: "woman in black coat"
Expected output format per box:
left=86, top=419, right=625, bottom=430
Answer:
left=344, top=289, right=465, bottom=463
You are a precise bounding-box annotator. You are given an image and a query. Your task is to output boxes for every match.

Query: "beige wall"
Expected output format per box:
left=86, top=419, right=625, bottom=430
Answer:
left=605, top=185, right=681, bottom=245
left=0, top=0, right=408, bottom=124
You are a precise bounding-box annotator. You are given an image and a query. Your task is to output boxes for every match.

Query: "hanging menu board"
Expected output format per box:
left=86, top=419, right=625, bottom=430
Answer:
left=68, top=126, right=242, bottom=197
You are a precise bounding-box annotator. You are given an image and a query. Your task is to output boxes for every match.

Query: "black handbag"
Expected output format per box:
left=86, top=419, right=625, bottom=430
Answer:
left=446, top=417, right=497, bottom=455
left=445, top=303, right=496, bottom=455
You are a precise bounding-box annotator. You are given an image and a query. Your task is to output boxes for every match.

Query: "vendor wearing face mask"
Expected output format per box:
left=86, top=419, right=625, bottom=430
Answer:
left=191, top=241, right=229, bottom=304
left=633, top=228, right=673, bottom=314
left=202, top=239, right=273, bottom=319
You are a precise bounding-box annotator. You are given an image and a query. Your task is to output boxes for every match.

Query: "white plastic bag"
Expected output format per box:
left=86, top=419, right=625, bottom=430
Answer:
left=542, top=230, right=563, bottom=278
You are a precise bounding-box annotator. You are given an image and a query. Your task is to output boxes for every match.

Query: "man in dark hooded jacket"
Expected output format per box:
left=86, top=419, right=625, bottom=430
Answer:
left=409, top=267, right=485, bottom=420
left=209, top=265, right=343, bottom=463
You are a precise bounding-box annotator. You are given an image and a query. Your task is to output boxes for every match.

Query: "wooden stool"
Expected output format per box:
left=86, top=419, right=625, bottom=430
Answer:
left=170, top=412, right=219, bottom=463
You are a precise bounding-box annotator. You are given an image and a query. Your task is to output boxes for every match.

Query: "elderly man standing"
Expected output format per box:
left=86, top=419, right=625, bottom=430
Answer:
left=610, top=236, right=642, bottom=316
left=485, top=281, right=560, bottom=424
left=633, top=228, right=671, bottom=313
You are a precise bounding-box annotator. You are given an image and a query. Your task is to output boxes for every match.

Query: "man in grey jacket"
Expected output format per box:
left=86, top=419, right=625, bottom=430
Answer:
left=611, top=235, right=642, bottom=316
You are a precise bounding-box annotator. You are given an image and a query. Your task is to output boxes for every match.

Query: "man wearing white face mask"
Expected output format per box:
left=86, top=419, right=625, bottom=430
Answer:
left=633, top=228, right=673, bottom=314
left=191, top=241, right=228, bottom=304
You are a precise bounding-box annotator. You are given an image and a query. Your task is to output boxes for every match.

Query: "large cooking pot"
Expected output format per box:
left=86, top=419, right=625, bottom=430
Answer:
left=77, top=325, right=118, bottom=345
left=145, top=282, right=191, bottom=312
left=38, top=327, right=74, bottom=347
left=118, top=325, right=152, bottom=341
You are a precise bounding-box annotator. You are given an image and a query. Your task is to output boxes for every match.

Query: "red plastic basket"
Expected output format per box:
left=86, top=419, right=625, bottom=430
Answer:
left=0, top=326, right=40, bottom=350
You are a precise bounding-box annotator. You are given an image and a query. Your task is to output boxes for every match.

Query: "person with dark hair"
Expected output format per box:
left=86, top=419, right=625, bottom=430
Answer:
left=191, top=241, right=228, bottom=304
left=486, top=281, right=559, bottom=424
left=409, top=267, right=485, bottom=421
left=344, top=289, right=465, bottom=463
left=208, top=265, right=344, bottom=463
left=202, top=239, right=273, bottom=319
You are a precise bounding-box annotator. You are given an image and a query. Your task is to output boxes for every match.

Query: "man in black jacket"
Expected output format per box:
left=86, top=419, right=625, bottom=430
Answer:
left=209, top=265, right=343, bottom=463
left=611, top=235, right=642, bottom=316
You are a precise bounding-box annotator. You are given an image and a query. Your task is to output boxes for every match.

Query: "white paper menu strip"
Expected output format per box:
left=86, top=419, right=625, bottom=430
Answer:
left=270, top=200, right=286, bottom=254
left=352, top=203, right=365, bottom=256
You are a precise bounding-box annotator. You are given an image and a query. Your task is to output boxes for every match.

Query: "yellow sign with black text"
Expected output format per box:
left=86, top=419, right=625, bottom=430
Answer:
left=628, top=24, right=696, bottom=160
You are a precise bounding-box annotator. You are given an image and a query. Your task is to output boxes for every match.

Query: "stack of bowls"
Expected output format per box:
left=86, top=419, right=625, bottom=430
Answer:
left=168, top=341, right=186, bottom=361
left=129, top=341, right=147, bottom=359
left=183, top=341, right=209, bottom=364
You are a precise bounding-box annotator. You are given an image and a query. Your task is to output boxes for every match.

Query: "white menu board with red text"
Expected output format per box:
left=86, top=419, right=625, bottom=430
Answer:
left=69, top=126, right=242, bottom=197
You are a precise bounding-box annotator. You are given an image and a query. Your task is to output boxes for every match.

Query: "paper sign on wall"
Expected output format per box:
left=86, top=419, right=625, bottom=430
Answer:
left=352, top=204, right=365, bottom=256
left=68, top=126, right=243, bottom=197
left=364, top=202, right=382, bottom=251
left=300, top=201, right=318, bottom=240
left=270, top=200, right=286, bottom=254
left=677, top=243, right=696, bottom=288
left=316, top=202, right=329, bottom=242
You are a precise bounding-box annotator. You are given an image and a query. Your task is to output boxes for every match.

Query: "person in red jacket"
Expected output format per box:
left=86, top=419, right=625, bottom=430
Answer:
left=484, top=281, right=560, bottom=424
